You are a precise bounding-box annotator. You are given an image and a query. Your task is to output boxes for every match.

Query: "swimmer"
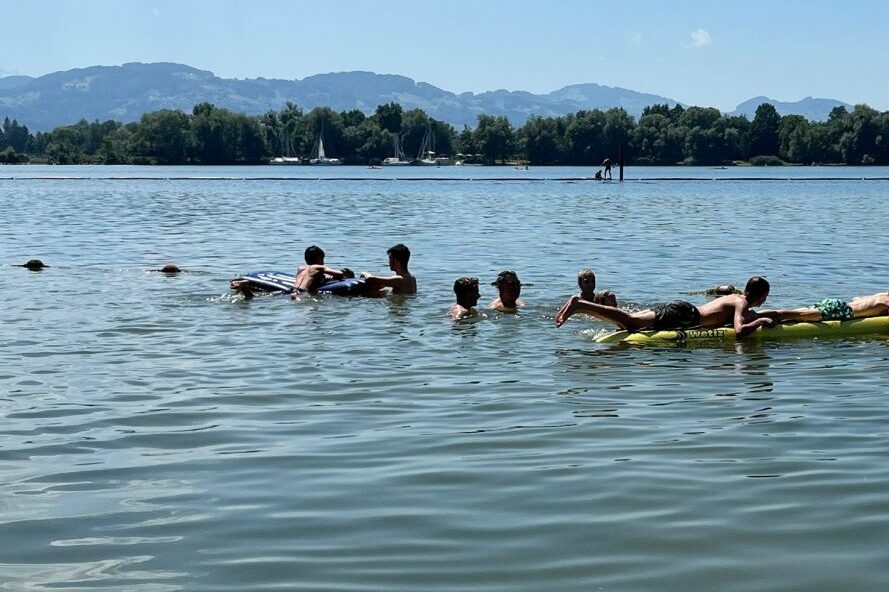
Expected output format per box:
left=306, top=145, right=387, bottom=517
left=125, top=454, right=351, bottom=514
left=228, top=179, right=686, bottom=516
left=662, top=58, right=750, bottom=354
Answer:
left=230, top=280, right=255, bottom=299
left=556, top=276, right=775, bottom=339
left=362, top=243, right=417, bottom=295
left=293, top=245, right=352, bottom=297
left=450, top=276, right=480, bottom=320
left=148, top=263, right=183, bottom=273
left=489, top=270, right=525, bottom=313
left=15, top=259, right=48, bottom=271
left=576, top=268, right=617, bottom=306
left=707, top=284, right=742, bottom=296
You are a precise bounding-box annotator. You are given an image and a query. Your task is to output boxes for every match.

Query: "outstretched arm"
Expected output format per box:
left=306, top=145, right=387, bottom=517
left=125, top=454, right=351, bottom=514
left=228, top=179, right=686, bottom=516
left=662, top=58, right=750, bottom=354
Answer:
left=363, top=274, right=403, bottom=289
left=734, top=305, right=775, bottom=338
left=322, top=266, right=348, bottom=280
left=757, top=308, right=821, bottom=323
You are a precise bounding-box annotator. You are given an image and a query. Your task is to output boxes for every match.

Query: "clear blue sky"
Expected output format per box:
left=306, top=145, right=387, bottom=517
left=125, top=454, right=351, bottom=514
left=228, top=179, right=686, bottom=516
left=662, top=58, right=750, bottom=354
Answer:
left=4, top=0, right=888, bottom=111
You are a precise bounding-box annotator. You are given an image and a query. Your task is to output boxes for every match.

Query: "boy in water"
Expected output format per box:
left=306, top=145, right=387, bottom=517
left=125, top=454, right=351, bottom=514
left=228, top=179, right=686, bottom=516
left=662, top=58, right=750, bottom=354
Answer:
left=15, top=259, right=48, bottom=271
left=555, top=276, right=775, bottom=339
left=450, top=277, right=480, bottom=320
left=489, top=270, right=525, bottom=313
left=293, top=245, right=353, bottom=296
left=576, top=269, right=618, bottom=307
left=362, top=243, right=417, bottom=295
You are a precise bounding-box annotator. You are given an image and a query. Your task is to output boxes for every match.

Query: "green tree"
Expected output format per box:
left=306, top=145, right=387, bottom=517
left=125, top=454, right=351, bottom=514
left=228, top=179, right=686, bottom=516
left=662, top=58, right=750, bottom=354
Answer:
left=341, top=109, right=366, bottom=128
left=474, top=114, right=515, bottom=164
left=749, top=103, right=781, bottom=157
left=602, top=108, right=635, bottom=163
left=3, top=117, right=31, bottom=152
left=374, top=102, right=403, bottom=134
left=0, top=146, right=19, bottom=163
left=431, top=120, right=456, bottom=158
left=46, top=140, right=79, bottom=164
left=274, top=102, right=308, bottom=157
left=401, top=109, right=431, bottom=159
left=191, top=103, right=239, bottom=164
left=778, top=115, right=810, bottom=163
left=457, top=125, right=477, bottom=160
left=837, top=105, right=883, bottom=164
left=633, top=113, right=674, bottom=164
left=130, top=109, right=191, bottom=164
left=347, top=120, right=389, bottom=164
left=565, top=110, right=606, bottom=165
left=99, top=126, right=133, bottom=164
left=678, top=107, right=721, bottom=130
left=518, top=116, right=563, bottom=164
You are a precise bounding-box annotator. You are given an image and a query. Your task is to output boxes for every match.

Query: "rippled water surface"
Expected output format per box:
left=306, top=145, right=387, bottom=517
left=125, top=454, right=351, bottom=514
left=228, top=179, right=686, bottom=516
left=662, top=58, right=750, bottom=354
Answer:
left=2, top=166, right=889, bottom=591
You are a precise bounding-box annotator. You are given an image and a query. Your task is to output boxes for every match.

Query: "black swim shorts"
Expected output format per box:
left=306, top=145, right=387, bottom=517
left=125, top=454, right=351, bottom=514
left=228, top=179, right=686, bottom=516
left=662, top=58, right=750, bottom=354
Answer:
left=652, top=300, right=701, bottom=330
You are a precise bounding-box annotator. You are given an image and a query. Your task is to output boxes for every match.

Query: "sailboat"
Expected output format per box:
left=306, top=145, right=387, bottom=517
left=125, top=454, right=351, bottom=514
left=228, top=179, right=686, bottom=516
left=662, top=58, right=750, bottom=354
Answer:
left=414, top=124, right=437, bottom=166
left=308, top=126, right=342, bottom=165
left=383, top=135, right=411, bottom=166
left=269, top=128, right=301, bottom=165
left=413, top=123, right=452, bottom=166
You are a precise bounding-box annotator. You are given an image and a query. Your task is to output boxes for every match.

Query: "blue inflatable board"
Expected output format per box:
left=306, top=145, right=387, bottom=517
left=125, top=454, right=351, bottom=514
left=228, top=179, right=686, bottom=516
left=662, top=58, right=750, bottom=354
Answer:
left=236, top=271, right=366, bottom=296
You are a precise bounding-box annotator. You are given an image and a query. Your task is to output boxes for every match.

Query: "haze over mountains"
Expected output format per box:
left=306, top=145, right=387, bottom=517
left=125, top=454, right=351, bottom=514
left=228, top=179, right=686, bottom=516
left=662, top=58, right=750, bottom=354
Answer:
left=0, top=62, right=854, bottom=132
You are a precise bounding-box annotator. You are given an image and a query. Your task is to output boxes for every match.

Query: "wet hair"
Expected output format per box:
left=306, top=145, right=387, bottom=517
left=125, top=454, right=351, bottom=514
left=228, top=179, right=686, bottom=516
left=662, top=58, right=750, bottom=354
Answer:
left=387, top=243, right=410, bottom=267
left=491, top=270, right=521, bottom=288
left=304, top=245, right=325, bottom=265
left=744, top=276, right=770, bottom=299
left=577, top=268, right=596, bottom=289
left=711, top=284, right=740, bottom=296
left=20, top=259, right=48, bottom=271
left=453, top=276, right=479, bottom=299
left=160, top=263, right=181, bottom=274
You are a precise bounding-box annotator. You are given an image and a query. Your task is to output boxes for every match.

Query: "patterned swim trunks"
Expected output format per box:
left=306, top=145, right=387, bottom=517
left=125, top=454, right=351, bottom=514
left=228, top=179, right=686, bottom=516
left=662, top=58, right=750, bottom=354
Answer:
left=813, top=298, right=853, bottom=320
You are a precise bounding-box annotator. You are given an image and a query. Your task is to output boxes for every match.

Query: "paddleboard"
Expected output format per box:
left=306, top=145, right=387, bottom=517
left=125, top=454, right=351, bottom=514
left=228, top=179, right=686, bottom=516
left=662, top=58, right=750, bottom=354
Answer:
left=594, top=316, right=889, bottom=344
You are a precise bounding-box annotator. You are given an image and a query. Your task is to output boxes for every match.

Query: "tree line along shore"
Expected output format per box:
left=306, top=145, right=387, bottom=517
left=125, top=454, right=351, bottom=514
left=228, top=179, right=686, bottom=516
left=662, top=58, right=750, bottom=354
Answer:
left=1, top=101, right=887, bottom=167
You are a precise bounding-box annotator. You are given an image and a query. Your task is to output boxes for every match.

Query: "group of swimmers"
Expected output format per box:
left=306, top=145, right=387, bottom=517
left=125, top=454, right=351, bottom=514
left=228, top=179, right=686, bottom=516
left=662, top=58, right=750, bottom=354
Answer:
left=16, top=252, right=889, bottom=337
left=224, top=244, right=889, bottom=333
left=554, top=276, right=889, bottom=336
left=427, top=265, right=888, bottom=333
left=229, top=243, right=416, bottom=299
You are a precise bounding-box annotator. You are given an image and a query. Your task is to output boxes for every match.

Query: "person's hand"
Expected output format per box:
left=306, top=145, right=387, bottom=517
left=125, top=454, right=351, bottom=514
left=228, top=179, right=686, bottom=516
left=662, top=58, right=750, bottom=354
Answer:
left=760, top=317, right=776, bottom=328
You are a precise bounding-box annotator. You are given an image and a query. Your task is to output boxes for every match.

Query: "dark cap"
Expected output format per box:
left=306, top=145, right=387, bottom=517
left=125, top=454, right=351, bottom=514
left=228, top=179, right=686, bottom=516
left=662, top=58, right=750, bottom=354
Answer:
left=491, top=270, right=521, bottom=286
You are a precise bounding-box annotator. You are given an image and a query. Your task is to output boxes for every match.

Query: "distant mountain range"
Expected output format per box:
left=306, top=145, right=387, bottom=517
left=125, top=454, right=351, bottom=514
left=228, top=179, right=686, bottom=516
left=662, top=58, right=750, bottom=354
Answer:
left=0, top=62, right=855, bottom=132
left=730, top=96, right=852, bottom=120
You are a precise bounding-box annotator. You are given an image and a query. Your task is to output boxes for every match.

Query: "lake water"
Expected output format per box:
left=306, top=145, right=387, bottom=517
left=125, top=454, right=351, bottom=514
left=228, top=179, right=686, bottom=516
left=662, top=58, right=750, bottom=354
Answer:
left=2, top=165, right=888, bottom=591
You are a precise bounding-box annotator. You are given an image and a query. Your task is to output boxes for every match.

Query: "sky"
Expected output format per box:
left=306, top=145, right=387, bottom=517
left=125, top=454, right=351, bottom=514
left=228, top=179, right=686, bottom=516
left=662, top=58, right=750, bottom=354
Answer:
left=3, top=0, right=888, bottom=112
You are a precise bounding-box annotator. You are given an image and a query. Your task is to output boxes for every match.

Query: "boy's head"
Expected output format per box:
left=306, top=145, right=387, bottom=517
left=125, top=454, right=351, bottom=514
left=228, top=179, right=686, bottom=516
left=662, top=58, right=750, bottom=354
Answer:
left=22, top=259, right=48, bottom=271
left=577, top=268, right=596, bottom=295
left=453, top=276, right=480, bottom=306
left=492, top=270, right=522, bottom=299
left=387, top=243, right=410, bottom=269
left=304, top=245, right=325, bottom=265
left=744, top=276, right=770, bottom=306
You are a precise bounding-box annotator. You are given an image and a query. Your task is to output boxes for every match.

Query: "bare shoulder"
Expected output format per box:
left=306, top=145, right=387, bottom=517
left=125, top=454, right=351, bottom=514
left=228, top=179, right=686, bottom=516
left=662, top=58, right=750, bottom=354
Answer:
left=398, top=273, right=418, bottom=295
left=699, top=294, right=745, bottom=314
left=450, top=304, right=472, bottom=320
